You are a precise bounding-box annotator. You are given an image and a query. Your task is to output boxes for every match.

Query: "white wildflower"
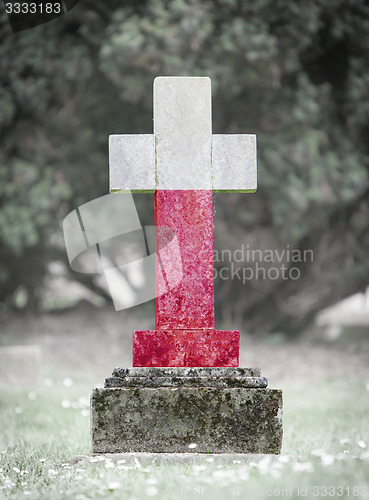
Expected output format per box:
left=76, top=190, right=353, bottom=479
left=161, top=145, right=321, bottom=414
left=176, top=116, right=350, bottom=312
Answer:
left=256, top=455, right=272, bottom=473
left=321, top=454, right=335, bottom=466
left=271, top=468, right=281, bottom=479
left=292, top=462, right=314, bottom=472
left=108, top=482, right=121, bottom=490
left=188, top=443, right=197, bottom=449
left=358, top=440, right=367, bottom=449
left=78, top=396, right=89, bottom=407
left=146, top=486, right=158, bottom=496
left=212, top=469, right=236, bottom=479
left=193, top=464, right=207, bottom=472
left=63, top=378, right=73, bottom=387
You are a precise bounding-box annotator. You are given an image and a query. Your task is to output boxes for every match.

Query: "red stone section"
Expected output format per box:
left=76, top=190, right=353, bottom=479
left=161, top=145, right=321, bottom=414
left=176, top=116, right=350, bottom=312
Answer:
left=155, top=190, right=215, bottom=330
left=133, top=330, right=239, bottom=367
left=135, top=189, right=241, bottom=368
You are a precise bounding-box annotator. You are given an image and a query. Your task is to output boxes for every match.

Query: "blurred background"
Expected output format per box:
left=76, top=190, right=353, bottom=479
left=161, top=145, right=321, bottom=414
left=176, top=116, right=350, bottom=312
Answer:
left=1, top=0, right=369, bottom=385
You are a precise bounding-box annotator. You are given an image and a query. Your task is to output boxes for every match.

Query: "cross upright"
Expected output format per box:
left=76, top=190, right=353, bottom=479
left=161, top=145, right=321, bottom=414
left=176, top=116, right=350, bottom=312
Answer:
left=109, top=76, right=257, bottom=367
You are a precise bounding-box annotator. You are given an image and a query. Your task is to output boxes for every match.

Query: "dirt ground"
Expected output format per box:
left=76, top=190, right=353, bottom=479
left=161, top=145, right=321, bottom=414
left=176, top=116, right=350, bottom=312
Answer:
left=1, top=303, right=369, bottom=388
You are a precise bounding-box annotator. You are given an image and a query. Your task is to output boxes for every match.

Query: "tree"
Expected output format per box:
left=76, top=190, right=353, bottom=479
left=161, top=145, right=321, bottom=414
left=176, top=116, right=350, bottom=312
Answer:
left=0, top=0, right=368, bottom=334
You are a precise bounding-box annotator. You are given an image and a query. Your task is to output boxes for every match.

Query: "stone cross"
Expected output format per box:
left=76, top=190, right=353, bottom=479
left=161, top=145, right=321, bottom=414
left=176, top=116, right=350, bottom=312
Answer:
left=109, top=77, right=257, bottom=367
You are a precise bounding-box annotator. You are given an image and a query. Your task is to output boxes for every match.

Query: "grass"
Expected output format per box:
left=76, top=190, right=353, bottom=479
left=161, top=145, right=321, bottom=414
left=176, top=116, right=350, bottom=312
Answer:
left=1, top=377, right=369, bottom=499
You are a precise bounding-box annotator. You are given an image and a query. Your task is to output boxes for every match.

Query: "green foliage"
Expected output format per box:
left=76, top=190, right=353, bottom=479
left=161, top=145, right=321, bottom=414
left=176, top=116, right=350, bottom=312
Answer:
left=0, top=160, right=71, bottom=253
left=0, top=0, right=368, bottom=321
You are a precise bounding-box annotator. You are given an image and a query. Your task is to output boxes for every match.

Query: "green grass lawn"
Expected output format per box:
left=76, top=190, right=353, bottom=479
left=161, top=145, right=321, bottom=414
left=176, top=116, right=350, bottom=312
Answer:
left=1, top=377, right=369, bottom=499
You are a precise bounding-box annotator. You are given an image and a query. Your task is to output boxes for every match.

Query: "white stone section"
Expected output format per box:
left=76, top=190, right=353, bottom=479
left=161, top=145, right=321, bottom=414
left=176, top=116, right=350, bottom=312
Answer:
left=109, top=77, right=257, bottom=192
left=109, top=134, right=155, bottom=192
left=212, top=134, right=257, bottom=192
left=154, top=76, right=212, bottom=189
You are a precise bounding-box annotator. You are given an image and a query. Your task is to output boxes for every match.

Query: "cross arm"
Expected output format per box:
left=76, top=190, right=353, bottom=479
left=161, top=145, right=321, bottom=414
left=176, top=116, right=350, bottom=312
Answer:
left=212, top=134, right=257, bottom=192
left=110, top=131, right=257, bottom=193
left=109, top=77, right=257, bottom=193
left=109, top=134, right=155, bottom=193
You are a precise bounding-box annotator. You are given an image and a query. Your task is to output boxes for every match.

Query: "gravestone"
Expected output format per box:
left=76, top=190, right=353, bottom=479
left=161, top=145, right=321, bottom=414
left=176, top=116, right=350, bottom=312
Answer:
left=91, top=77, right=283, bottom=453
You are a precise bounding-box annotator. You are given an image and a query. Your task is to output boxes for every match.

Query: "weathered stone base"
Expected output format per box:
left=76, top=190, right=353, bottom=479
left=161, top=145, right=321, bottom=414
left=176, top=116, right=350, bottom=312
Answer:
left=91, top=368, right=283, bottom=454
